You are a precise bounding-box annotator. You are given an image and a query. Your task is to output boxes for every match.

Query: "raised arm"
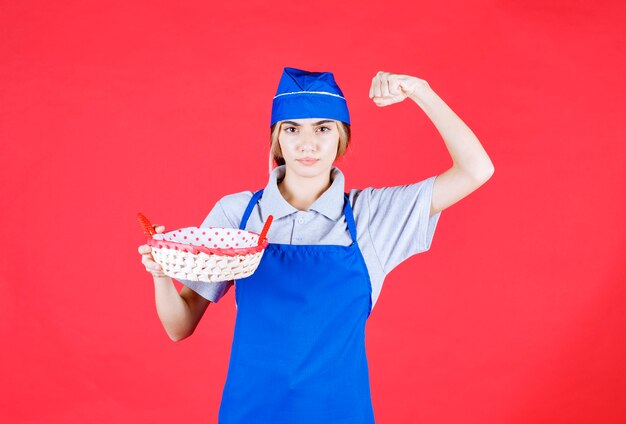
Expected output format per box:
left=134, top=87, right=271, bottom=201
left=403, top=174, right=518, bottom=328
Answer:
left=369, top=71, right=495, bottom=217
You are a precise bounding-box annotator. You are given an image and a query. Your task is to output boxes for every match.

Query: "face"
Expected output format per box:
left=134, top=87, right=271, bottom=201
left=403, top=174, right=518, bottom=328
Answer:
left=278, top=118, right=340, bottom=178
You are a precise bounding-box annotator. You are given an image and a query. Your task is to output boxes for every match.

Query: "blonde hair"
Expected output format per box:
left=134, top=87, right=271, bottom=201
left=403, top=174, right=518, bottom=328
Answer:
left=269, top=120, right=351, bottom=168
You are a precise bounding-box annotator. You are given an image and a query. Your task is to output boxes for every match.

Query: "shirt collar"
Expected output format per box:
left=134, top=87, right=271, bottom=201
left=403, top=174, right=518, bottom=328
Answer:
left=259, top=165, right=346, bottom=221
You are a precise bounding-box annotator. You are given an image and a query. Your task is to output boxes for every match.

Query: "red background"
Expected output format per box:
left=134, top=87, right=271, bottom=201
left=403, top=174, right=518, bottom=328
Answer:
left=1, top=1, right=625, bottom=423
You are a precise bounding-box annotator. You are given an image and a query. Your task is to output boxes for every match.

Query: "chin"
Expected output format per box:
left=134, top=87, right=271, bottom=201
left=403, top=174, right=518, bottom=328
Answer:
left=287, top=161, right=333, bottom=178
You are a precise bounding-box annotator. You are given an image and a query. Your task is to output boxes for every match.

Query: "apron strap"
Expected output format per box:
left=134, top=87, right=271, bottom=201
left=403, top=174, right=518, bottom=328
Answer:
left=239, top=189, right=264, bottom=230
left=343, top=193, right=358, bottom=243
left=239, top=189, right=358, bottom=244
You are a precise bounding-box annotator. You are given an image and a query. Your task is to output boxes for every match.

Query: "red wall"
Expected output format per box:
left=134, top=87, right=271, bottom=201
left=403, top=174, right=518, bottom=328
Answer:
left=1, top=1, right=624, bottom=423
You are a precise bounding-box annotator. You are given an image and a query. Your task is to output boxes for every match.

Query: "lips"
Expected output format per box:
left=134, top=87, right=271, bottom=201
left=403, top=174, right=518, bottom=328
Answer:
left=296, top=158, right=319, bottom=166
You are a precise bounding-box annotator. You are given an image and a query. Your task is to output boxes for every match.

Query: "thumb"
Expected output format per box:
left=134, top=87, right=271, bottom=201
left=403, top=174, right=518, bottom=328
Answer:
left=154, top=224, right=166, bottom=233
left=399, top=81, right=416, bottom=98
left=389, top=78, right=402, bottom=96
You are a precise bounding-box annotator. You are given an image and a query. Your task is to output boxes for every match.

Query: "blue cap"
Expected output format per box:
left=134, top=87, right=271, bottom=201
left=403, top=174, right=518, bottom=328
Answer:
left=270, top=67, right=350, bottom=127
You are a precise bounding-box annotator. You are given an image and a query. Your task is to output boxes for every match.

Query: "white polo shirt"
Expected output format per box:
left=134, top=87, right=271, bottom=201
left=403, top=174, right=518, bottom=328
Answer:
left=179, top=165, right=442, bottom=310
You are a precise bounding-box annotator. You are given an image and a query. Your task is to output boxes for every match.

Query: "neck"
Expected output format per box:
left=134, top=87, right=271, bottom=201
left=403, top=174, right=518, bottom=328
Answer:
left=278, top=167, right=332, bottom=211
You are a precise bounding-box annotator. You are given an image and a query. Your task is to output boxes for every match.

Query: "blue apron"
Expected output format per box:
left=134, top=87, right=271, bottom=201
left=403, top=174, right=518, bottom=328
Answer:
left=218, top=189, right=375, bottom=424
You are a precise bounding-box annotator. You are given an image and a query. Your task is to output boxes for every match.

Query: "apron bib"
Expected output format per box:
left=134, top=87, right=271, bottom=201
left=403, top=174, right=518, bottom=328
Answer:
left=218, top=189, right=375, bottom=424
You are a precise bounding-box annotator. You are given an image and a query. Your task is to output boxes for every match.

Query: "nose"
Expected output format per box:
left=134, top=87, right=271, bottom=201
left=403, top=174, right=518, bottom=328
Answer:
left=299, top=134, right=315, bottom=153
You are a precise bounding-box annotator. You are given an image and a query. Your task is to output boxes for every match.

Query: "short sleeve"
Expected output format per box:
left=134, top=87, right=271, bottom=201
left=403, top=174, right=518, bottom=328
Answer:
left=365, top=175, right=442, bottom=274
left=175, top=199, right=237, bottom=303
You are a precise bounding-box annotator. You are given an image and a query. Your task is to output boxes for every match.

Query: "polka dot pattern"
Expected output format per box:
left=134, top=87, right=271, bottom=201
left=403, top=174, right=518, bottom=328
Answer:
left=148, top=226, right=267, bottom=283
left=153, top=226, right=261, bottom=251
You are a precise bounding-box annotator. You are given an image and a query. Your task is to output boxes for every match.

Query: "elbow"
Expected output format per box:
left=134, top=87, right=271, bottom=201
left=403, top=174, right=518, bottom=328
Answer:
left=169, top=333, right=190, bottom=343
left=474, top=163, right=495, bottom=183
left=169, top=334, right=185, bottom=343
left=454, top=161, right=495, bottom=184
left=167, top=328, right=194, bottom=342
left=483, top=164, right=495, bottom=180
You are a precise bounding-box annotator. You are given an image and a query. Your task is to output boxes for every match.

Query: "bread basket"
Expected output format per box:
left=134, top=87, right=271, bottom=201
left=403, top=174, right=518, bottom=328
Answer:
left=137, top=213, right=273, bottom=283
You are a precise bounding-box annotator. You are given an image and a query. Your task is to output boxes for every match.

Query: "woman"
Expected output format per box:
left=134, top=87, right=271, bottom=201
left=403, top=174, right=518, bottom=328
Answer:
left=138, top=67, right=494, bottom=423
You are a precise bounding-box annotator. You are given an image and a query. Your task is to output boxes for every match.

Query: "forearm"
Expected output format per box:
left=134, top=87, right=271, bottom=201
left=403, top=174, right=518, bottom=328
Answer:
left=152, top=275, right=196, bottom=341
left=410, top=84, right=494, bottom=179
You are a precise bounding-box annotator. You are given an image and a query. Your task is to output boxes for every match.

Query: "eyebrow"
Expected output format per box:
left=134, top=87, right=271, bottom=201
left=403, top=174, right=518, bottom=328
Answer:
left=282, top=120, right=335, bottom=127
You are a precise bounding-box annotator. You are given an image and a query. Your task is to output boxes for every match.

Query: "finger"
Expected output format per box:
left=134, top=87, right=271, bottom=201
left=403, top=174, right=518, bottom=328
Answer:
left=141, top=254, right=159, bottom=267
left=138, top=244, right=152, bottom=254
left=389, top=76, right=401, bottom=96
left=153, top=224, right=165, bottom=233
left=150, top=265, right=165, bottom=274
left=377, top=71, right=387, bottom=97
left=146, top=266, right=166, bottom=277
left=373, top=73, right=382, bottom=98
left=143, top=259, right=162, bottom=272
left=373, top=97, right=390, bottom=107
left=380, top=73, right=390, bottom=97
left=370, top=75, right=378, bottom=98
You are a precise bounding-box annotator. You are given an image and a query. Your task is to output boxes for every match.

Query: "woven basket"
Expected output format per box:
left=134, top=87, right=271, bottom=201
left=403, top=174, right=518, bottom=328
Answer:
left=138, top=213, right=273, bottom=283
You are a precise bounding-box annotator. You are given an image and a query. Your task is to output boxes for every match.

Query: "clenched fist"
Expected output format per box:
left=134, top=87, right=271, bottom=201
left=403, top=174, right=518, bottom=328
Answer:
left=368, top=71, right=430, bottom=107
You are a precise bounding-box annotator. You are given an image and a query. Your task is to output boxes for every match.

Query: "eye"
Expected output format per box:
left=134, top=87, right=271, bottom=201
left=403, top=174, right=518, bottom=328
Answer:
left=317, top=126, right=331, bottom=132
left=283, top=126, right=297, bottom=133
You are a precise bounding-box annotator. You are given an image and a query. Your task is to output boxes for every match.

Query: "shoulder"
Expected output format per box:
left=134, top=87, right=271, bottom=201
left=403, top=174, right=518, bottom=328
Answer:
left=200, top=190, right=255, bottom=229
left=218, top=191, right=256, bottom=212
left=346, top=187, right=369, bottom=204
left=347, top=176, right=437, bottom=219
left=346, top=187, right=370, bottom=224
left=353, top=177, right=435, bottom=204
